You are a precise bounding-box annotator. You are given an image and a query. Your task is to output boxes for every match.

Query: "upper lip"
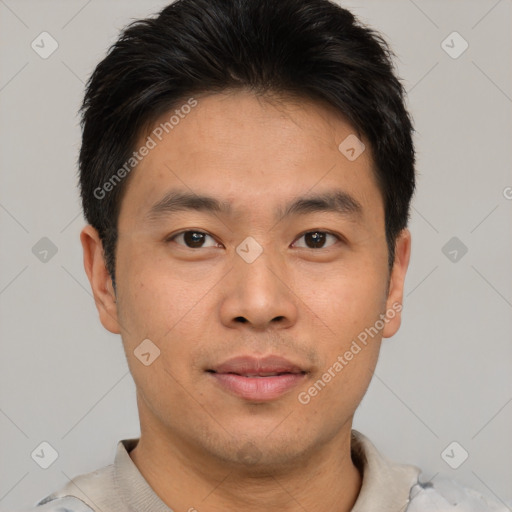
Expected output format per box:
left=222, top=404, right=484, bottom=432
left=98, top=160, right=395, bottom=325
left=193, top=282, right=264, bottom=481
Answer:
left=209, top=355, right=307, bottom=376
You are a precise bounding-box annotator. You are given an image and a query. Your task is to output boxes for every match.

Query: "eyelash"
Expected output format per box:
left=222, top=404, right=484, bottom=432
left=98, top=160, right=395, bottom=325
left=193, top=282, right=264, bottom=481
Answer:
left=165, top=229, right=343, bottom=250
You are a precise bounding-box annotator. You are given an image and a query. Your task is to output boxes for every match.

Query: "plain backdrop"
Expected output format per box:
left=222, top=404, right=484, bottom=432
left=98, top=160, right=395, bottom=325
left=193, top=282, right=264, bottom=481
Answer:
left=1, top=0, right=511, bottom=510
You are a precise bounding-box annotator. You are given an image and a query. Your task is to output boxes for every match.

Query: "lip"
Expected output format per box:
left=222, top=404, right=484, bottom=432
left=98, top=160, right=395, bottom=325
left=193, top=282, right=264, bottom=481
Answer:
left=207, top=355, right=308, bottom=402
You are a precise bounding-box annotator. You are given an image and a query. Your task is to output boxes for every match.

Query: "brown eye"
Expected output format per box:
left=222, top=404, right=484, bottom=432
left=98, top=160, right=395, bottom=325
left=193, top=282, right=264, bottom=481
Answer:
left=169, top=231, right=218, bottom=249
left=293, top=231, right=339, bottom=249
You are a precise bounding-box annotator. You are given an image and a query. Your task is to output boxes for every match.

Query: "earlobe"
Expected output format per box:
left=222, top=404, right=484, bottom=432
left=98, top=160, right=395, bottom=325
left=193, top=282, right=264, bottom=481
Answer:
left=382, top=229, right=411, bottom=339
left=80, top=225, right=121, bottom=334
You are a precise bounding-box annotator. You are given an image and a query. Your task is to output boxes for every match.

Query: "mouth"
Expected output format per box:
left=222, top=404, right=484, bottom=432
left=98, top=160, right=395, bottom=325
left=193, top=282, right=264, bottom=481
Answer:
left=207, top=355, right=308, bottom=402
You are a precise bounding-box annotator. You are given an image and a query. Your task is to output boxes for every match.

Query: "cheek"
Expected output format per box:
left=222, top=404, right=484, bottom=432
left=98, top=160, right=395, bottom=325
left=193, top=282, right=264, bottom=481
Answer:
left=300, top=259, right=388, bottom=339
left=116, top=274, right=203, bottom=425
left=114, top=243, right=217, bottom=397
left=115, top=239, right=213, bottom=341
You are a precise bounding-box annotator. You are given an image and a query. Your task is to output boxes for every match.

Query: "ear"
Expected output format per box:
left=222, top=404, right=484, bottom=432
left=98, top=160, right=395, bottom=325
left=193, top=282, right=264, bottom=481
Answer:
left=382, top=229, right=411, bottom=338
left=80, top=225, right=121, bottom=334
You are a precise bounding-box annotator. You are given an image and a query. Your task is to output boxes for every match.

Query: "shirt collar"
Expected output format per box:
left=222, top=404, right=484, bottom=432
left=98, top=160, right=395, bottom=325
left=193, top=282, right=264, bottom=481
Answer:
left=114, top=430, right=420, bottom=512
left=114, top=438, right=173, bottom=512
left=350, top=430, right=421, bottom=511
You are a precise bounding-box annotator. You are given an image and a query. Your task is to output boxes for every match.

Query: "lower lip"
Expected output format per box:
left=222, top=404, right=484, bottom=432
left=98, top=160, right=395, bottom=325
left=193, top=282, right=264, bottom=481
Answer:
left=210, top=372, right=306, bottom=401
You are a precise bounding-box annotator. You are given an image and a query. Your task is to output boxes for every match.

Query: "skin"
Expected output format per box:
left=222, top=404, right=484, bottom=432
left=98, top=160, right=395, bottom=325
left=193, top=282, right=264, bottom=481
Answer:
left=81, top=90, right=411, bottom=512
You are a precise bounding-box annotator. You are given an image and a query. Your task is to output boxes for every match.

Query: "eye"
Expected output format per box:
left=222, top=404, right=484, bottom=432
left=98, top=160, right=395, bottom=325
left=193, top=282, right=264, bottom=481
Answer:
left=167, top=230, right=220, bottom=249
left=293, top=231, right=340, bottom=249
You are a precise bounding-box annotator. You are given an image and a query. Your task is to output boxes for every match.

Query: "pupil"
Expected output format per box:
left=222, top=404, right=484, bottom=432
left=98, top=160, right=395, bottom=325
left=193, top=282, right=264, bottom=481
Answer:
left=307, top=232, right=325, bottom=248
left=184, top=231, right=204, bottom=248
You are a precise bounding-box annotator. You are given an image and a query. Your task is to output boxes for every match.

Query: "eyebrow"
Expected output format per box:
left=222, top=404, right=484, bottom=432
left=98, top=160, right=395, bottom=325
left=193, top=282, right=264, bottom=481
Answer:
left=145, top=189, right=363, bottom=223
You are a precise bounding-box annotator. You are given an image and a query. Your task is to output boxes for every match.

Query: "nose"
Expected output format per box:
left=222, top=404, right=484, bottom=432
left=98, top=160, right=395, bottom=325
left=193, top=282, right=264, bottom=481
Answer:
left=219, top=244, right=298, bottom=331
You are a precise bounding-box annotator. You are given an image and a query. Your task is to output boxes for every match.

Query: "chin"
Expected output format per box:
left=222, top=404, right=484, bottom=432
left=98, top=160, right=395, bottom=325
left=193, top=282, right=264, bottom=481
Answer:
left=202, top=428, right=317, bottom=473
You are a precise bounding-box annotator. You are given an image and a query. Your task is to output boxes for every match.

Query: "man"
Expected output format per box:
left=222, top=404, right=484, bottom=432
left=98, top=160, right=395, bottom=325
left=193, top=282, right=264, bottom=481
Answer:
left=16, top=0, right=507, bottom=511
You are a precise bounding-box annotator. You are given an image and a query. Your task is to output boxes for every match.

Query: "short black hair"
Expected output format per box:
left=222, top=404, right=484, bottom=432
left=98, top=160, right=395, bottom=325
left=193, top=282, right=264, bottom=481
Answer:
left=79, top=0, right=415, bottom=286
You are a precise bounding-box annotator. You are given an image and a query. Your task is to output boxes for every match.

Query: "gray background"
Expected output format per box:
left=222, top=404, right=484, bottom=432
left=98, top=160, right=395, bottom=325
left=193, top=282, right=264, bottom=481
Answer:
left=1, top=0, right=511, bottom=510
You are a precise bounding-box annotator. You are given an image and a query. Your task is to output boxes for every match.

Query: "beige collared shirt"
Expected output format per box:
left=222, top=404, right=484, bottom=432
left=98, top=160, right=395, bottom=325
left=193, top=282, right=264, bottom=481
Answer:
left=28, top=430, right=419, bottom=511
left=24, top=430, right=507, bottom=511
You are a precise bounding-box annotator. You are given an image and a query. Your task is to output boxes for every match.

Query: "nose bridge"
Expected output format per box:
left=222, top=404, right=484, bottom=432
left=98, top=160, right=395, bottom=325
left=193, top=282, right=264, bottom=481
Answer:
left=236, top=239, right=282, bottom=300
left=221, top=237, right=297, bottom=328
left=239, top=243, right=279, bottom=288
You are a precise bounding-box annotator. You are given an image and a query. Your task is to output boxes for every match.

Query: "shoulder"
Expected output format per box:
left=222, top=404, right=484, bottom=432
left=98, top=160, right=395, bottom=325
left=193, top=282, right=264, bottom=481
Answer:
left=14, top=462, right=115, bottom=512
left=12, top=495, right=94, bottom=512
left=406, top=476, right=510, bottom=512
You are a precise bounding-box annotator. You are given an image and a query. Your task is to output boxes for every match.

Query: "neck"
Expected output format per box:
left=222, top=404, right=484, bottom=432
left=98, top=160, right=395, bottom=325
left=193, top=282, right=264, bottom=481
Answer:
left=129, top=421, right=362, bottom=512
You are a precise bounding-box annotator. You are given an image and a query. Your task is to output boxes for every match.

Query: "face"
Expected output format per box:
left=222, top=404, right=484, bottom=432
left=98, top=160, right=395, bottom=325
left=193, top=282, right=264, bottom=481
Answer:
left=82, top=90, right=410, bottom=471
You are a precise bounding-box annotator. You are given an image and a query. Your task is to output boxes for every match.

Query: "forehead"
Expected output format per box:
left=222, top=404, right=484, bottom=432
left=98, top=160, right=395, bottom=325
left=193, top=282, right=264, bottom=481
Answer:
left=118, top=90, right=381, bottom=223
left=154, top=90, right=363, bottom=154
